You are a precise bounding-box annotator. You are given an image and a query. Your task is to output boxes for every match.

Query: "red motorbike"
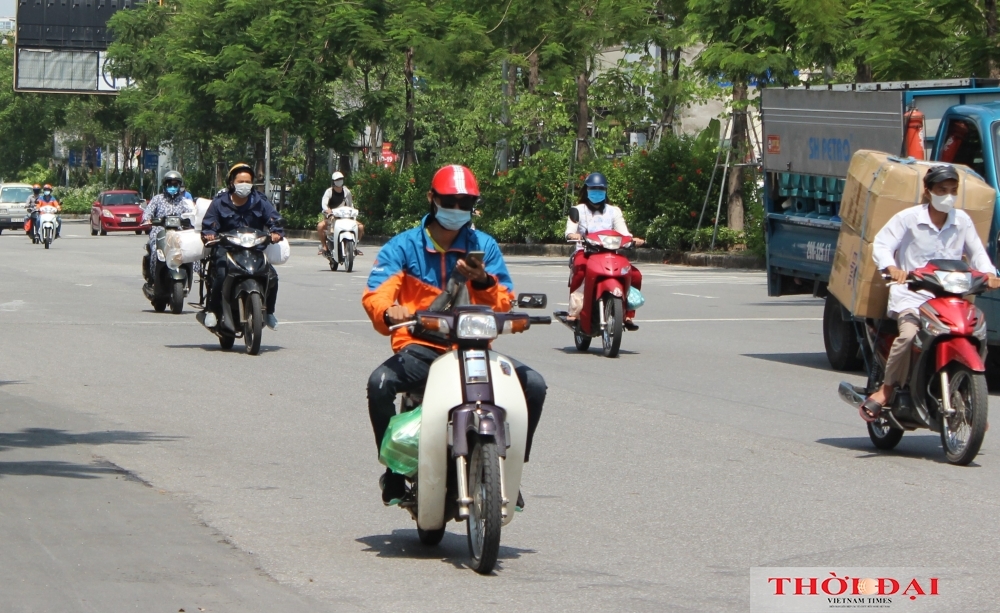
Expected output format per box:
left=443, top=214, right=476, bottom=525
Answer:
left=838, top=260, right=990, bottom=465
left=554, top=229, right=634, bottom=358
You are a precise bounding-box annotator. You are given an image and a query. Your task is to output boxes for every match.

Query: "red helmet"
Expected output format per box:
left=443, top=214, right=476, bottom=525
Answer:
left=430, top=165, right=480, bottom=197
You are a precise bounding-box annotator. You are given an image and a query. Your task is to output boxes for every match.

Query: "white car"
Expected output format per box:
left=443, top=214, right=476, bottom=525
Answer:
left=0, top=183, right=33, bottom=234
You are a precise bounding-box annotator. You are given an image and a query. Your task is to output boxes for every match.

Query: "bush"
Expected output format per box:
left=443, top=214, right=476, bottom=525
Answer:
left=55, top=184, right=103, bottom=214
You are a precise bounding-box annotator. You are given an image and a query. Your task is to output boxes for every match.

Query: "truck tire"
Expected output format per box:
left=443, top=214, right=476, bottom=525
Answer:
left=823, top=295, right=862, bottom=371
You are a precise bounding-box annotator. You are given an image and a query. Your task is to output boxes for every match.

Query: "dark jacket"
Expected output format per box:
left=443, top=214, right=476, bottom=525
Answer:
left=202, top=190, right=284, bottom=245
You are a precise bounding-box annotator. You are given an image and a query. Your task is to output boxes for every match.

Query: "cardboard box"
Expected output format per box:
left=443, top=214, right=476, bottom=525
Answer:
left=839, top=150, right=995, bottom=244
left=828, top=224, right=889, bottom=319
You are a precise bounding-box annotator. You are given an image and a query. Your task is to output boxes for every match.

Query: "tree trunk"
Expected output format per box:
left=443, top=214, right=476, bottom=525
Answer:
left=403, top=46, right=417, bottom=168
left=305, top=136, right=317, bottom=180
left=987, top=0, right=999, bottom=78
left=279, top=131, right=288, bottom=209
left=575, top=67, right=589, bottom=163
left=528, top=52, right=541, bottom=155
left=854, top=59, right=872, bottom=83
left=214, top=143, right=225, bottom=191
left=507, top=53, right=519, bottom=167
left=726, top=81, right=748, bottom=234
left=254, top=139, right=265, bottom=182
left=661, top=47, right=682, bottom=135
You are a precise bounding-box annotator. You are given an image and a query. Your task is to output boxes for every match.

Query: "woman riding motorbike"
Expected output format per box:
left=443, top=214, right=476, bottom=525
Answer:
left=142, top=171, right=195, bottom=280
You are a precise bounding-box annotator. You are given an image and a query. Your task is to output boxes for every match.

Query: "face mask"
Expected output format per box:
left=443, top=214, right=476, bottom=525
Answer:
left=165, top=186, right=180, bottom=196
left=434, top=204, right=472, bottom=230
left=587, top=189, right=606, bottom=205
left=233, top=183, right=253, bottom=198
left=930, top=192, right=955, bottom=213
left=333, top=180, right=344, bottom=187
left=43, top=190, right=51, bottom=196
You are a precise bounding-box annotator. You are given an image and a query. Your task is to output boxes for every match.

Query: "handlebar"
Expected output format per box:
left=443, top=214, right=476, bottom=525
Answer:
left=529, top=315, right=552, bottom=325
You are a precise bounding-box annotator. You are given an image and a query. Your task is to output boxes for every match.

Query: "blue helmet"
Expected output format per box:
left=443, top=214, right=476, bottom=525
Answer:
left=584, top=172, right=608, bottom=189
left=582, top=172, right=608, bottom=209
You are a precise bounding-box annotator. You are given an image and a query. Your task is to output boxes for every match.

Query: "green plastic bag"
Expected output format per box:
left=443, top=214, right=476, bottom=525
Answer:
left=379, top=406, right=421, bottom=477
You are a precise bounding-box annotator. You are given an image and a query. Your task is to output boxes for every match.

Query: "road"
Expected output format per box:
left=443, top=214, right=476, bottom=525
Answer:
left=1, top=222, right=998, bottom=612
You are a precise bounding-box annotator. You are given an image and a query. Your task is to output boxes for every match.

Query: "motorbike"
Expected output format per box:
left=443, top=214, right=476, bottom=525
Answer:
left=553, top=226, right=634, bottom=358
left=197, top=227, right=275, bottom=355
left=324, top=206, right=359, bottom=272
left=838, top=260, right=990, bottom=465
left=142, top=216, right=195, bottom=314
left=37, top=204, right=59, bottom=249
left=385, top=274, right=551, bottom=574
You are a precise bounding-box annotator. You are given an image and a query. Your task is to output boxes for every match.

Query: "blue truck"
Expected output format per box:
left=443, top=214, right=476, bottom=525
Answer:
left=761, top=78, right=1000, bottom=370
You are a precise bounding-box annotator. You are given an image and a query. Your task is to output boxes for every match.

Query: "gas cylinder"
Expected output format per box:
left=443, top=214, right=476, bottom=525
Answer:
left=938, top=120, right=969, bottom=163
left=904, top=108, right=925, bottom=160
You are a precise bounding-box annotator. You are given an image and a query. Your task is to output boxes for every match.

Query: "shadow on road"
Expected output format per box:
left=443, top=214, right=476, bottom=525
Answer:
left=0, top=380, right=24, bottom=387
left=555, top=347, right=640, bottom=356
left=0, top=428, right=178, bottom=452
left=814, top=435, right=968, bottom=465
left=0, top=460, right=125, bottom=479
left=163, top=343, right=284, bottom=354
left=357, top=530, right=535, bottom=572
left=743, top=352, right=843, bottom=372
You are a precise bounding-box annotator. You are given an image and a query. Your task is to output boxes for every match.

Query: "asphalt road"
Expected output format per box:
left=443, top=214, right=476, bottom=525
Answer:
left=1, top=221, right=998, bottom=612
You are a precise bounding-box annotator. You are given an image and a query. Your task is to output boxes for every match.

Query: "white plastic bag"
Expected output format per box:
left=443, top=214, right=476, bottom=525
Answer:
left=194, top=198, right=212, bottom=232
left=164, top=229, right=206, bottom=269
left=265, top=238, right=291, bottom=265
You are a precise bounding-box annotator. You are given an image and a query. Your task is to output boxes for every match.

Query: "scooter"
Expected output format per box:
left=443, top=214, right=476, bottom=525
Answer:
left=837, top=260, right=990, bottom=465
left=197, top=227, right=275, bottom=355
left=324, top=207, right=359, bottom=272
left=143, top=216, right=195, bottom=314
left=385, top=274, right=551, bottom=574
left=36, top=205, right=59, bottom=249
left=553, top=227, right=634, bottom=358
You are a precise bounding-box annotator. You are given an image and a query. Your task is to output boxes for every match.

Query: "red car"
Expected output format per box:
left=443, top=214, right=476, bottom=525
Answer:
left=90, top=190, right=149, bottom=235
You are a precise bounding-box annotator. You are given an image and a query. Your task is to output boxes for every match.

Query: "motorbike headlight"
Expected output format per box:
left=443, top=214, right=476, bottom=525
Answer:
left=101, top=209, right=114, bottom=218
left=228, top=232, right=266, bottom=248
left=457, top=313, right=498, bottom=340
left=934, top=270, right=972, bottom=294
left=600, top=235, right=623, bottom=250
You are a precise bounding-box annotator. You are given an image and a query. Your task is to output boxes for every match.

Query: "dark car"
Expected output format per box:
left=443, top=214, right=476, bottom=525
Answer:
left=90, top=190, right=149, bottom=236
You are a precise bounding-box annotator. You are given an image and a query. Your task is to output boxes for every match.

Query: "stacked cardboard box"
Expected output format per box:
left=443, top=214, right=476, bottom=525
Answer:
left=828, top=150, right=996, bottom=318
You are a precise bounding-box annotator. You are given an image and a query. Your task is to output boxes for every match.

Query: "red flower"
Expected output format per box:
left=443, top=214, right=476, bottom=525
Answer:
left=696, top=168, right=702, bottom=174
left=409, top=177, right=415, bottom=183
left=677, top=176, right=684, bottom=182
left=498, top=170, right=508, bottom=176
left=690, top=211, right=697, bottom=218
left=640, top=150, right=648, bottom=157
left=370, top=173, right=376, bottom=178
left=671, top=163, right=676, bottom=168
left=510, top=189, right=516, bottom=194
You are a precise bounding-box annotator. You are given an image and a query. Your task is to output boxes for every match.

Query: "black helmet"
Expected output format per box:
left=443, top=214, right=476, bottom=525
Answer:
left=584, top=172, right=608, bottom=190
left=162, top=170, right=183, bottom=196
left=924, top=165, right=960, bottom=188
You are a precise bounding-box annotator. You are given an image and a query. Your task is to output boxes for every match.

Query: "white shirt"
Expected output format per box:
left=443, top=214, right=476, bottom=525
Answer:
left=565, top=203, right=630, bottom=250
left=321, top=186, right=354, bottom=213
left=872, top=204, right=995, bottom=315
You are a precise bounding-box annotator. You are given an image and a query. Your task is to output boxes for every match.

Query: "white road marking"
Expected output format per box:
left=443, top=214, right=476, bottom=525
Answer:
left=673, top=292, right=716, bottom=299
left=637, top=317, right=821, bottom=323
left=76, top=284, right=93, bottom=287
left=0, top=300, right=25, bottom=312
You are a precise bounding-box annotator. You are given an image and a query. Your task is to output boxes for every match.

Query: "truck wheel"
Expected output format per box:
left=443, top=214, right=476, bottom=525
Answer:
left=823, top=295, right=862, bottom=371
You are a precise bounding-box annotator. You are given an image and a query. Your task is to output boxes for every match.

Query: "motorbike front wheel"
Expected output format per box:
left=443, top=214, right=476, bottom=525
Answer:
left=941, top=365, right=989, bottom=465
left=170, top=281, right=185, bottom=314
left=602, top=295, right=624, bottom=358
left=242, top=292, right=264, bottom=356
left=343, top=240, right=355, bottom=273
left=43, top=233, right=51, bottom=249
left=466, top=437, right=502, bottom=575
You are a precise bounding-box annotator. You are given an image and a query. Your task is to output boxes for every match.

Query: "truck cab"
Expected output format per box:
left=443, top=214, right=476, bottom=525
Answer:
left=761, top=80, right=1000, bottom=369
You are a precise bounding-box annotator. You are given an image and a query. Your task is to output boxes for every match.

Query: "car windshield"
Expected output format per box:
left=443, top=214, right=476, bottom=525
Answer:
left=103, top=193, right=140, bottom=205
left=0, top=187, right=33, bottom=204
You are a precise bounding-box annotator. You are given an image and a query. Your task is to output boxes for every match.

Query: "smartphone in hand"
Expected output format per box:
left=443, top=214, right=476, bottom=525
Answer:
left=466, top=251, right=485, bottom=269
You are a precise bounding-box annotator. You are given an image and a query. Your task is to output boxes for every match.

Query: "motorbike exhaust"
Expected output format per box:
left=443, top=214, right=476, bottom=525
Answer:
left=838, top=381, right=866, bottom=408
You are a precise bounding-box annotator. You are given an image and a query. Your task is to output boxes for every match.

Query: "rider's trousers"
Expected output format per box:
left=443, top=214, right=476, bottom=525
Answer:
left=883, top=310, right=920, bottom=387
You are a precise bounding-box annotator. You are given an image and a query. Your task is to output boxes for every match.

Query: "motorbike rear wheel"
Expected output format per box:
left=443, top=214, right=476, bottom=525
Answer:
left=574, top=327, right=591, bottom=351
left=466, top=437, right=502, bottom=575
left=219, top=334, right=235, bottom=350
left=243, top=292, right=264, bottom=356
left=170, top=281, right=185, bottom=314
left=344, top=240, right=355, bottom=273
left=941, top=365, right=988, bottom=465
left=152, top=299, right=167, bottom=312
left=602, top=295, right=624, bottom=358
left=867, top=418, right=904, bottom=450
left=417, top=527, right=445, bottom=546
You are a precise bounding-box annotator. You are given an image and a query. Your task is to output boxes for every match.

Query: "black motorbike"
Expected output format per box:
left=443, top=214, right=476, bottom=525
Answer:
left=142, top=216, right=195, bottom=314
left=198, top=227, right=274, bottom=355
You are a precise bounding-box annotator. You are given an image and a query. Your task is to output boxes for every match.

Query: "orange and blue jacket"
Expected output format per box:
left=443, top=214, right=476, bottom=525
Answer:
left=363, top=215, right=515, bottom=353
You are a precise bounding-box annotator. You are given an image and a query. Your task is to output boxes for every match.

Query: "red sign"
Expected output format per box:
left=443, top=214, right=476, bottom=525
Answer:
left=380, top=142, right=397, bottom=167
left=767, top=135, right=781, bottom=155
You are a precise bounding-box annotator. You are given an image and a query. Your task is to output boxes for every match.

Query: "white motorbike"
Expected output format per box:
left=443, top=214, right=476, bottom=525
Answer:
left=385, top=276, right=550, bottom=574
left=37, top=205, right=59, bottom=249
left=325, top=207, right=359, bottom=272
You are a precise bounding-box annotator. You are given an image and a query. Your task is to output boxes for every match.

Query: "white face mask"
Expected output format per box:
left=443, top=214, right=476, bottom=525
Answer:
left=930, top=192, right=955, bottom=213
left=233, top=183, right=253, bottom=198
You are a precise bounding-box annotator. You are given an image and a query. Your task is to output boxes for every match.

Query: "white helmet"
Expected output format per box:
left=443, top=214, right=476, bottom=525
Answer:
left=332, top=171, right=345, bottom=183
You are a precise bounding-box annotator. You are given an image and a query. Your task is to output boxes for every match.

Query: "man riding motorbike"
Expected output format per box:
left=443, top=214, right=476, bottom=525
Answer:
left=200, top=163, right=284, bottom=331
left=142, top=171, right=195, bottom=281
left=317, top=171, right=364, bottom=256
left=33, top=184, right=62, bottom=240
left=862, top=165, right=1000, bottom=419
left=25, top=184, right=41, bottom=237
left=363, top=164, right=547, bottom=506
left=565, top=172, right=645, bottom=330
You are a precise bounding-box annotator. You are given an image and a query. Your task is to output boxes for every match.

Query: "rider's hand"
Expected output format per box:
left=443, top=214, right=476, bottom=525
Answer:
left=885, top=266, right=908, bottom=284
left=567, top=233, right=581, bottom=241
left=270, top=232, right=282, bottom=244
left=456, top=258, right=488, bottom=283
left=632, top=238, right=645, bottom=247
left=203, top=233, right=216, bottom=244
left=987, top=274, right=1000, bottom=290
left=385, top=305, right=413, bottom=325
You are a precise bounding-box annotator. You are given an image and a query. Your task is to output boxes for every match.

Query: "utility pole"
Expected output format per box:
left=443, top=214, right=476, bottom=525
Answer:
left=265, top=128, right=271, bottom=203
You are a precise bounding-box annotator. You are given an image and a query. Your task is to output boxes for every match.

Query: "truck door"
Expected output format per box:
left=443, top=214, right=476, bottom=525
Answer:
left=937, top=116, right=1000, bottom=336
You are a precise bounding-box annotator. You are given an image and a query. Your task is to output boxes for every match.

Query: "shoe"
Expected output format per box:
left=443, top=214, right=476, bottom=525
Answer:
left=624, top=319, right=639, bottom=331
left=515, top=490, right=525, bottom=512
left=265, top=313, right=278, bottom=330
left=201, top=311, right=218, bottom=328
left=355, top=248, right=364, bottom=256
left=318, top=246, right=328, bottom=255
left=380, top=469, right=407, bottom=506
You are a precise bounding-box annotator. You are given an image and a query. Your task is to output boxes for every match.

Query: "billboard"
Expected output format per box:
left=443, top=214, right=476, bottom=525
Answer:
left=14, top=0, right=136, bottom=94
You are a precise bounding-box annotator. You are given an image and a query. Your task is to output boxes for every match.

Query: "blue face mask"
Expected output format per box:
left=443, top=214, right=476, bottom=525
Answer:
left=587, top=189, right=606, bottom=204
left=165, top=186, right=180, bottom=196
left=434, top=205, right=472, bottom=231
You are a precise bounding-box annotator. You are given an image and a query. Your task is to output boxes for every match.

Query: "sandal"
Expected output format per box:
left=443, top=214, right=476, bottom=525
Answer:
left=624, top=319, right=639, bottom=331
left=859, top=398, right=883, bottom=423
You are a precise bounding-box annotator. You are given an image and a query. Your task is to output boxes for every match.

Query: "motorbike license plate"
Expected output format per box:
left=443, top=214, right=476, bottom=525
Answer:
left=464, top=349, right=489, bottom=384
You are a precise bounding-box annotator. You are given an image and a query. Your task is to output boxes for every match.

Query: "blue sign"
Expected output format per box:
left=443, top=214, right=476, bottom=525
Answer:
left=68, top=150, right=81, bottom=168
left=143, top=150, right=159, bottom=171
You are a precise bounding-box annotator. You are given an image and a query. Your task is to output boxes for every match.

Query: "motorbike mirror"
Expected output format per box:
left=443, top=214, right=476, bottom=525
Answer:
left=568, top=208, right=579, bottom=223
left=517, top=293, right=547, bottom=309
